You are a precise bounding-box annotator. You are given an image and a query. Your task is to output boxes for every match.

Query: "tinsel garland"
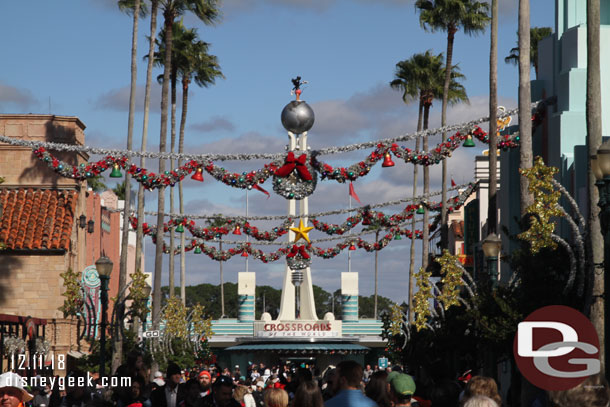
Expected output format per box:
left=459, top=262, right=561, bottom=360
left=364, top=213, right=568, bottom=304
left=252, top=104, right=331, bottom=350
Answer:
left=150, top=223, right=430, bottom=260
left=146, top=182, right=468, bottom=220
left=34, top=338, right=51, bottom=355
left=31, top=138, right=487, bottom=191
left=163, top=297, right=189, bottom=339
left=131, top=183, right=478, bottom=243
left=428, top=182, right=480, bottom=230
left=518, top=156, right=563, bottom=254
left=23, top=105, right=544, bottom=191
left=435, top=250, right=463, bottom=310
left=190, top=304, right=213, bottom=339
left=3, top=336, right=27, bottom=356
left=186, top=218, right=292, bottom=241
left=413, top=267, right=433, bottom=332
left=59, top=268, right=83, bottom=318
left=311, top=124, right=521, bottom=183
left=1, top=100, right=553, bottom=163
left=127, top=269, right=150, bottom=321
left=389, top=303, right=405, bottom=336
left=130, top=216, right=293, bottom=242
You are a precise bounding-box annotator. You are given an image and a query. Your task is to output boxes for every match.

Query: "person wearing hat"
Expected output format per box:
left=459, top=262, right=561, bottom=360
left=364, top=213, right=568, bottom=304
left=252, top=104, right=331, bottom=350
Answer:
left=0, top=372, right=33, bottom=407
left=150, top=363, right=186, bottom=407
left=153, top=372, right=166, bottom=389
left=252, top=380, right=264, bottom=407
left=198, top=375, right=240, bottom=407
left=197, top=371, right=211, bottom=398
left=387, top=373, right=417, bottom=407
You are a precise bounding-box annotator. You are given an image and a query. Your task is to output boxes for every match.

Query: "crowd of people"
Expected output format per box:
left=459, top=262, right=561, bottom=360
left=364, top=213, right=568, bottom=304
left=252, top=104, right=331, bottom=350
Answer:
left=1, top=351, right=609, bottom=407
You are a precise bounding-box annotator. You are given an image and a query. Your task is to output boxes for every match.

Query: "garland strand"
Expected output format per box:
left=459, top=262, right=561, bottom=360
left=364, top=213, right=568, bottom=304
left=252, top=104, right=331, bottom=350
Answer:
left=0, top=98, right=552, bottom=162
left=4, top=101, right=549, bottom=193
left=413, top=267, right=433, bottom=331
left=132, top=183, right=479, bottom=242
left=27, top=122, right=520, bottom=188
left=518, top=156, right=563, bottom=254
left=151, top=223, right=431, bottom=259
left=143, top=182, right=477, bottom=221
left=435, top=250, right=463, bottom=310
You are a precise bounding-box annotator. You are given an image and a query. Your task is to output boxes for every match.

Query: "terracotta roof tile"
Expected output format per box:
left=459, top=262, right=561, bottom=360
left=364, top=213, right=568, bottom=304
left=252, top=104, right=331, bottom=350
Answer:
left=0, top=188, right=78, bottom=250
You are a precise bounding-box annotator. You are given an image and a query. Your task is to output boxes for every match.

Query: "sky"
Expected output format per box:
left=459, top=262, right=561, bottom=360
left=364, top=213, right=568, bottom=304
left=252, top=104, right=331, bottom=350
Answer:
left=0, top=0, right=556, bottom=307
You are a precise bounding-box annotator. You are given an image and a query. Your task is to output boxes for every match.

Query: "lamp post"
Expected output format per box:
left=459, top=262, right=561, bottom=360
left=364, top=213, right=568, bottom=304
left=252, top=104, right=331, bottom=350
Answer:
left=592, top=145, right=610, bottom=376
left=95, top=256, right=113, bottom=378
left=482, top=234, right=502, bottom=288
left=142, top=283, right=152, bottom=331
left=292, top=271, right=304, bottom=318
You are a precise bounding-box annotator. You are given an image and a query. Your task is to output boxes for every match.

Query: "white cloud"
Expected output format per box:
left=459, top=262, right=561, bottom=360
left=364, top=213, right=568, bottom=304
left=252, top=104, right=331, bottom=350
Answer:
left=0, top=83, right=39, bottom=110
left=190, top=116, right=235, bottom=133
left=92, top=83, right=170, bottom=113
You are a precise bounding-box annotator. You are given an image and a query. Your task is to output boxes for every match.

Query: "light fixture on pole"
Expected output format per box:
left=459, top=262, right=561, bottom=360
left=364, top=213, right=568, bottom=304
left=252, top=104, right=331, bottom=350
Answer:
left=143, top=283, right=152, bottom=298
left=141, top=283, right=152, bottom=331
left=481, top=234, right=501, bottom=288
left=292, top=271, right=304, bottom=319
left=79, top=215, right=87, bottom=229
left=95, top=256, right=113, bottom=378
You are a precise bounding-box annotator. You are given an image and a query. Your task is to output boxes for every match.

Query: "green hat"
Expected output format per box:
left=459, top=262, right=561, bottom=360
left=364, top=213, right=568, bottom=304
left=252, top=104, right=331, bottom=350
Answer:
left=389, top=373, right=416, bottom=396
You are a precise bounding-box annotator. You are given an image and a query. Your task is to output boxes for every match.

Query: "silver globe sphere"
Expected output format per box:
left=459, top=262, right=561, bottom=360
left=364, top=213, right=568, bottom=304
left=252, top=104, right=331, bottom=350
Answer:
left=281, top=100, right=315, bottom=134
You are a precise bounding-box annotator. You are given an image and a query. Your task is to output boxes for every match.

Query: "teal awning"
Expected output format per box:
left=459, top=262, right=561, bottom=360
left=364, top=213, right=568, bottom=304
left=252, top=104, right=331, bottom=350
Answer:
left=225, top=343, right=369, bottom=354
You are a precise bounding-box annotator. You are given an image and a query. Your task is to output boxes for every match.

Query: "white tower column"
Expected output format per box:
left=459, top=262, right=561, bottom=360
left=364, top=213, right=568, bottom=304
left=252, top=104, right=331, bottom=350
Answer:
left=298, top=131, right=318, bottom=320
left=277, top=132, right=297, bottom=320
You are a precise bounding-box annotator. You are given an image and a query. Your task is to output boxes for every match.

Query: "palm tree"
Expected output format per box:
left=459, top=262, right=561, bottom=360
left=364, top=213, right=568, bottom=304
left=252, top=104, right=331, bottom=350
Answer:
left=152, top=0, right=221, bottom=329
left=153, top=22, right=223, bottom=305
left=390, top=51, right=467, bottom=322
left=153, top=20, right=195, bottom=298
left=87, top=174, right=107, bottom=192
left=134, top=0, right=158, bottom=323
left=114, top=0, right=147, bottom=375
left=415, top=0, right=489, bottom=250
left=586, top=0, right=604, bottom=372
left=488, top=0, right=498, bottom=236
left=176, top=32, right=223, bottom=305
left=421, top=59, right=468, bottom=282
left=504, top=27, right=552, bottom=79
left=518, top=0, right=534, bottom=218
left=390, top=57, right=423, bottom=325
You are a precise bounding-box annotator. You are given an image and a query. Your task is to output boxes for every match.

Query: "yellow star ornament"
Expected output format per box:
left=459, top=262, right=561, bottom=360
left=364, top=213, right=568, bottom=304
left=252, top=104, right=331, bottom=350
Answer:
left=290, top=219, right=314, bottom=244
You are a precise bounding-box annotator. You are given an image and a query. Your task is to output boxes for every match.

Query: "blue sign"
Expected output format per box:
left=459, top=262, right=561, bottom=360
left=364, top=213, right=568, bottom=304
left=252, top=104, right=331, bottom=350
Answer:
left=378, top=357, right=388, bottom=369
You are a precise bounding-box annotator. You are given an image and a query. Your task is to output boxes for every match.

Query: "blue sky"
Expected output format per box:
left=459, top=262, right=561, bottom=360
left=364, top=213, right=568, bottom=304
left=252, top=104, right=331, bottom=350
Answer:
left=0, top=0, right=555, bottom=306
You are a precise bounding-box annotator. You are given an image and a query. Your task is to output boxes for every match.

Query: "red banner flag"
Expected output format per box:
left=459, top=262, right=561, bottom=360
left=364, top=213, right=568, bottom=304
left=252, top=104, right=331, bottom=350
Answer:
left=349, top=182, right=361, bottom=204
left=451, top=178, right=456, bottom=187
left=253, top=184, right=270, bottom=198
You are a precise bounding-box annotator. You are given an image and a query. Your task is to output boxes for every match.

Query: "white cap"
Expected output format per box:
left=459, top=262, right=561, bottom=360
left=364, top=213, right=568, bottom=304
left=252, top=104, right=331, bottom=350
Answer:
left=154, top=371, right=163, bottom=378
left=0, top=372, right=33, bottom=402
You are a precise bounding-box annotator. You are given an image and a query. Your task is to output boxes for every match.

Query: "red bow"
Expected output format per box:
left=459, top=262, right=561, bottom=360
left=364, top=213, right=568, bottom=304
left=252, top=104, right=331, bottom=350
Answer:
left=275, top=152, right=312, bottom=181
left=287, top=245, right=310, bottom=259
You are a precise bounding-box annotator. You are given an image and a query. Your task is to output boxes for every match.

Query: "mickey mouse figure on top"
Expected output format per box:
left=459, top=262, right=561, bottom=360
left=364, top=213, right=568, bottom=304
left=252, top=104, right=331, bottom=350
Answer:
left=275, top=77, right=317, bottom=200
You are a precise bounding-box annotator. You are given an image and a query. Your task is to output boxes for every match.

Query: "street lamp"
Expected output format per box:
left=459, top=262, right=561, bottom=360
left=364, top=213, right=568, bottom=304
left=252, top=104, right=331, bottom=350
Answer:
left=482, top=234, right=502, bottom=288
left=292, top=271, right=303, bottom=319
left=142, top=283, right=152, bottom=331
left=95, top=256, right=113, bottom=378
